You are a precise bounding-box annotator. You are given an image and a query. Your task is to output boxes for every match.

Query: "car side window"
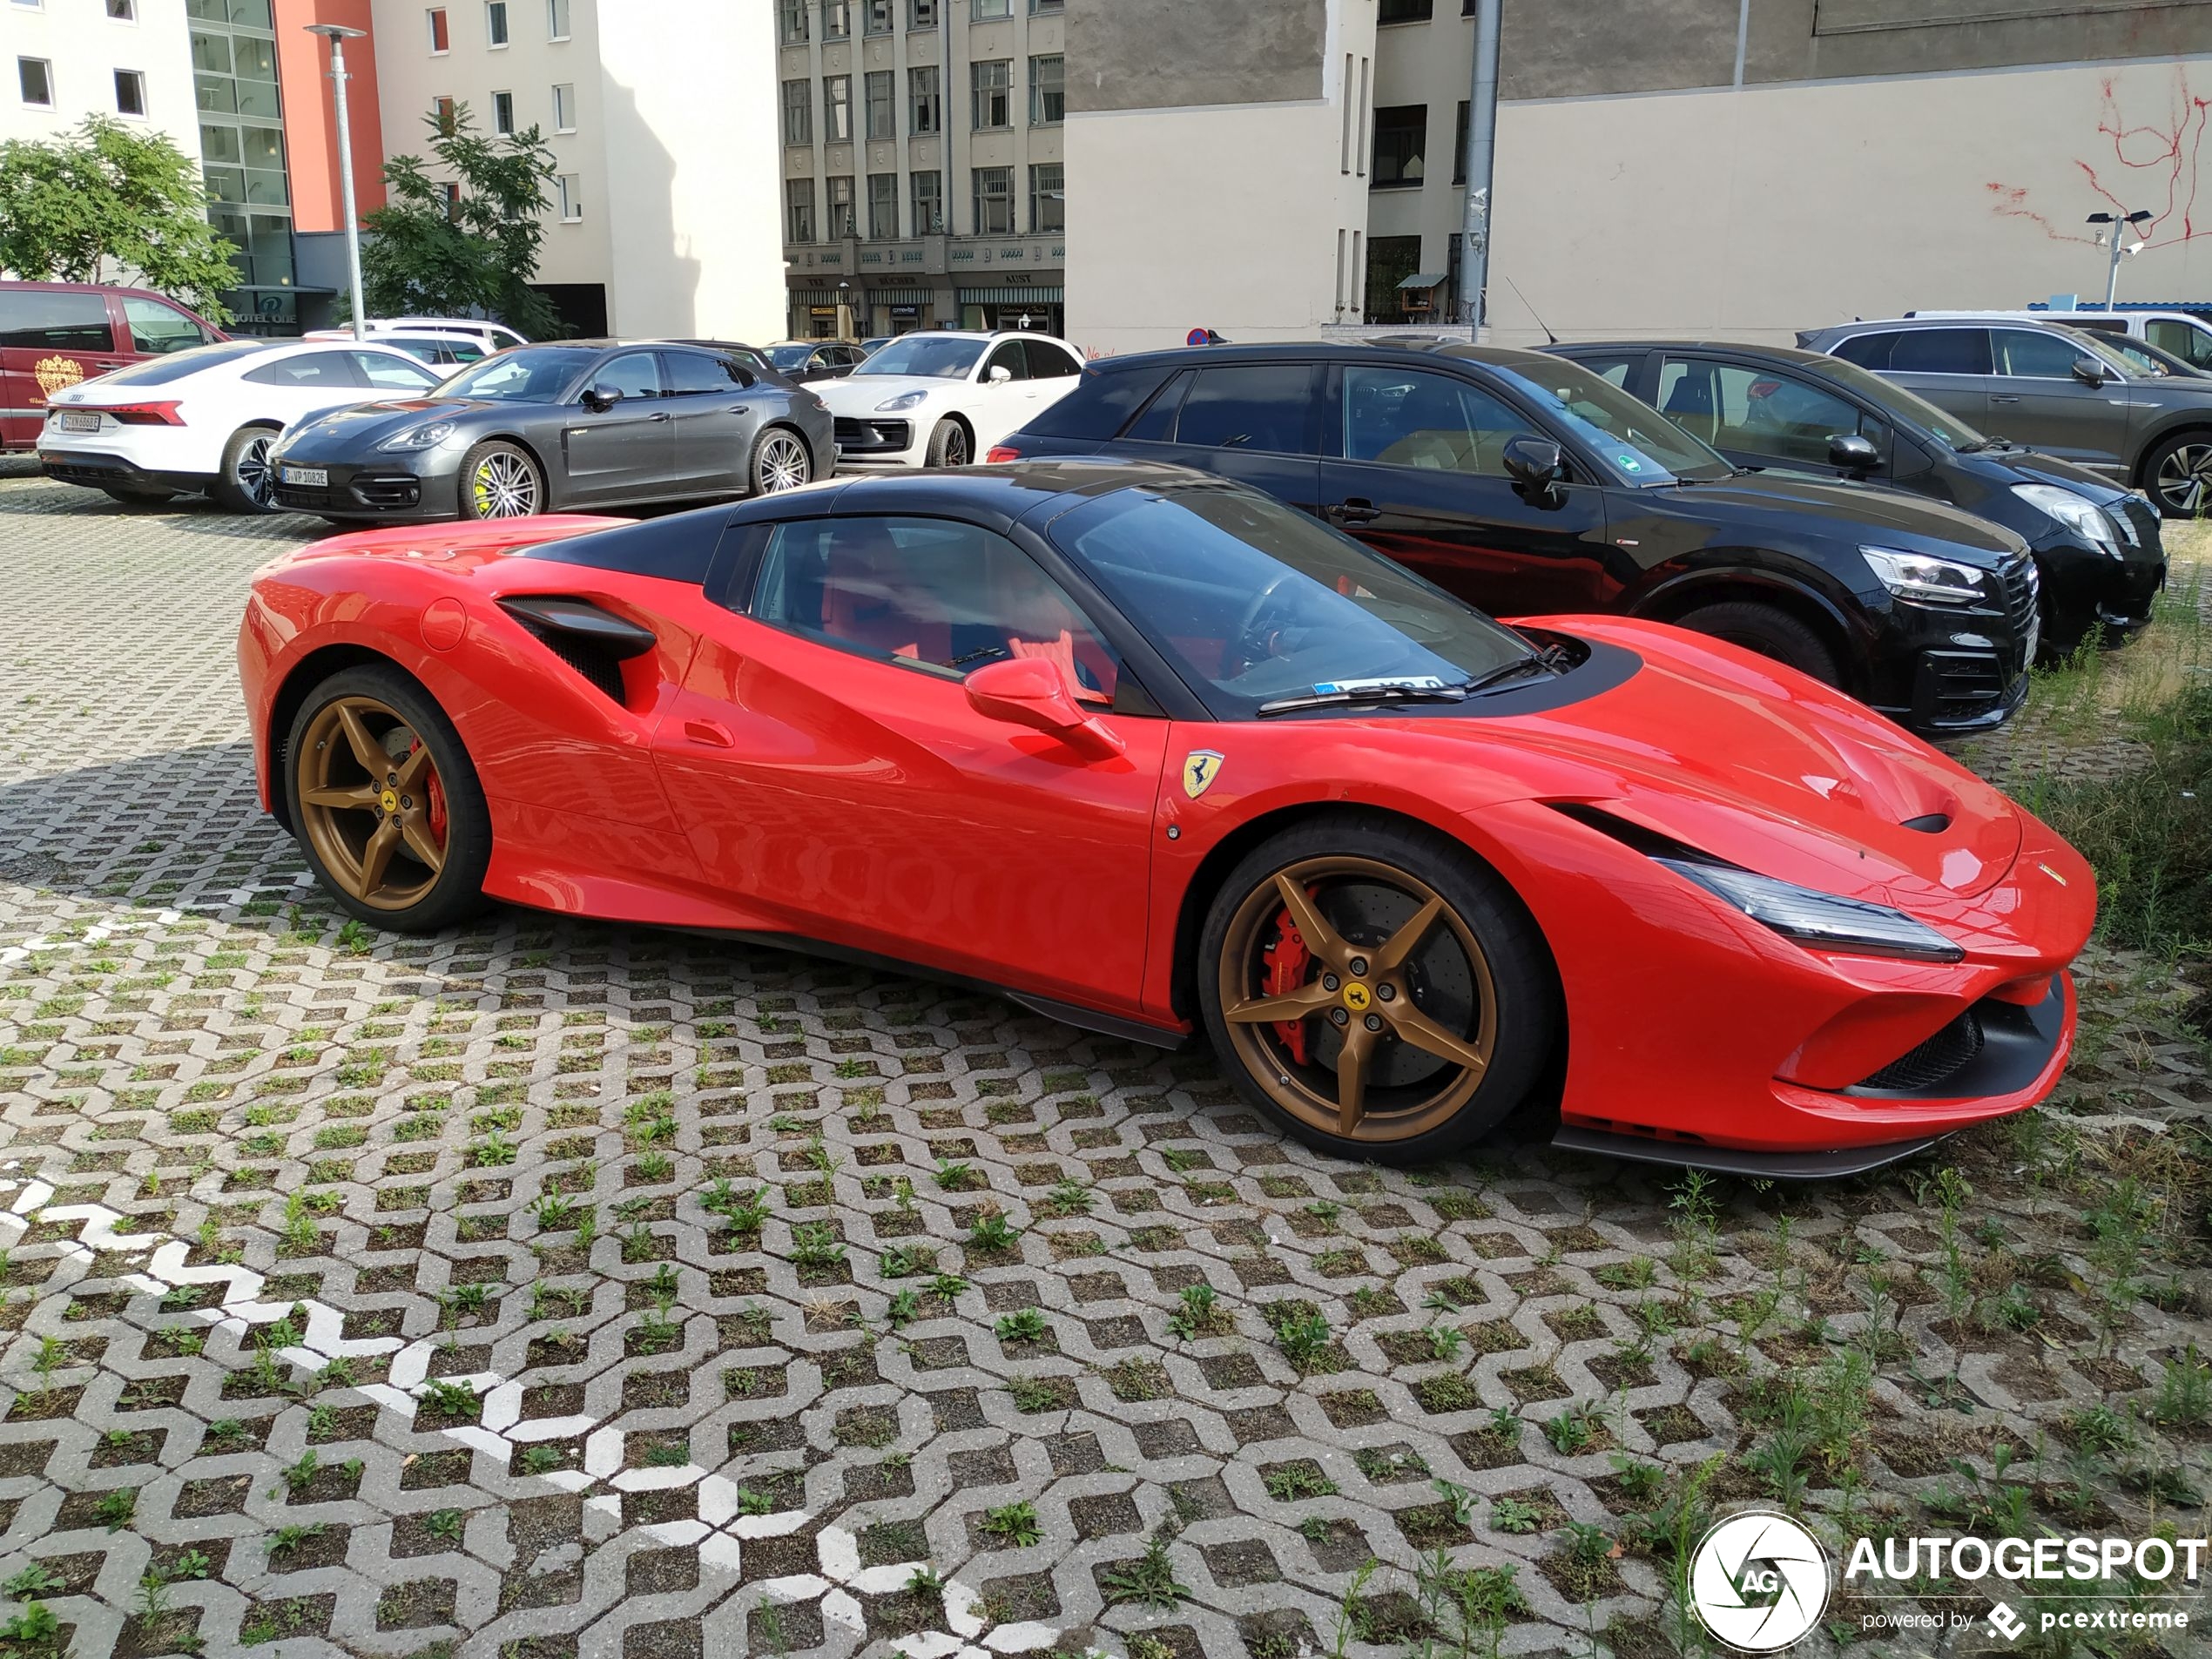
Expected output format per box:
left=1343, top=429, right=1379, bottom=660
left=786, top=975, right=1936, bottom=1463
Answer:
left=121, top=297, right=212, bottom=354
left=1123, top=369, right=1194, bottom=442
left=593, top=351, right=664, bottom=399
left=748, top=516, right=1123, bottom=703
left=1177, top=364, right=1314, bottom=453
left=1994, top=329, right=2095, bottom=379
left=243, top=351, right=364, bottom=388
left=1830, top=332, right=1895, bottom=370
left=663, top=350, right=745, bottom=395
left=984, top=341, right=1032, bottom=382
left=348, top=351, right=441, bottom=392
left=1022, top=339, right=1079, bottom=379
left=0, top=290, right=114, bottom=352
left=2145, top=318, right=2212, bottom=369
left=1656, top=358, right=1876, bottom=466
left=1343, top=365, right=1523, bottom=475
left=1569, top=354, right=1638, bottom=389
left=1886, top=328, right=1991, bottom=375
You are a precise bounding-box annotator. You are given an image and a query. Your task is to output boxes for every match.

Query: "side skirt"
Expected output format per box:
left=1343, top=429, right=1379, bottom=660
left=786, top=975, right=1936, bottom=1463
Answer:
left=1549, top=1124, right=1944, bottom=1181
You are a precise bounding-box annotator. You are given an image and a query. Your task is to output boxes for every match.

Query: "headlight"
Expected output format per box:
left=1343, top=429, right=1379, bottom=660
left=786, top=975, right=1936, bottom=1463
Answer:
left=1656, top=857, right=1965, bottom=962
left=874, top=390, right=927, bottom=412
left=377, top=421, right=457, bottom=452
left=2012, top=483, right=2121, bottom=556
left=1861, top=545, right=1991, bottom=606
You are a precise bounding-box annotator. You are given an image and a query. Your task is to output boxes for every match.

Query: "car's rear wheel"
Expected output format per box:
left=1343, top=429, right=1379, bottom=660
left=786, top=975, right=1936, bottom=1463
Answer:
left=458, top=440, right=543, bottom=519
left=750, top=425, right=812, bottom=495
left=212, top=425, right=280, bottom=514
left=925, top=417, right=970, bottom=469
left=285, top=664, right=491, bottom=933
left=1674, top=599, right=1842, bottom=685
left=2142, top=430, right=2212, bottom=519
left=1198, top=816, right=1556, bottom=1164
left=98, top=483, right=175, bottom=505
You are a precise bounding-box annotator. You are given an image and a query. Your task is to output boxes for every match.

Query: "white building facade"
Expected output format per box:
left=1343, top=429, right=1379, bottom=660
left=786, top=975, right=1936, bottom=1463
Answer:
left=2, top=0, right=199, bottom=156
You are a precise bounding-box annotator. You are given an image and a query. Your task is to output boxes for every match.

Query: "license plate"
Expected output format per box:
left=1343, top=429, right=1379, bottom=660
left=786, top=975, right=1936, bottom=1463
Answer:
left=58, top=412, right=100, bottom=433
left=280, top=465, right=327, bottom=488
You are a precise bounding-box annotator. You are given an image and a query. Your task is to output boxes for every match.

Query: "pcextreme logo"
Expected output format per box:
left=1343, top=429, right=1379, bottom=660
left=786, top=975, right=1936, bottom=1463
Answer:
left=1689, top=1511, right=1831, bottom=1652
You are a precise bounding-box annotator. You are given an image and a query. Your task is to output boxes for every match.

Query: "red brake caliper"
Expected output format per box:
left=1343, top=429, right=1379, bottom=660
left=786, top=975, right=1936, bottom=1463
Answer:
left=407, top=740, right=449, bottom=846
left=1262, top=902, right=1314, bottom=1064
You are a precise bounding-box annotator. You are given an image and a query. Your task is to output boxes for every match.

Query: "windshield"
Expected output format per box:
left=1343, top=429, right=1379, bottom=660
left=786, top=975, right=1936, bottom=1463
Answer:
left=2045, top=325, right=2141, bottom=377
left=1053, top=480, right=1534, bottom=717
left=767, top=345, right=815, bottom=368
left=1811, top=354, right=1990, bottom=449
left=435, top=347, right=600, bottom=401
left=854, top=336, right=985, bottom=379
left=94, top=340, right=270, bottom=385
left=1488, top=360, right=1733, bottom=483
left=2094, top=334, right=2199, bottom=377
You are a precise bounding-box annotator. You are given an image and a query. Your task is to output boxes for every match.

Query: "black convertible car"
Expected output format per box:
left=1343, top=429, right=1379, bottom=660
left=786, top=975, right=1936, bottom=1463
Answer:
left=268, top=340, right=836, bottom=523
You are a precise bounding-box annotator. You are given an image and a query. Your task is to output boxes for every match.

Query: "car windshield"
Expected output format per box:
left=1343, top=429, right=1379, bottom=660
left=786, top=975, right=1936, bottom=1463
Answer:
left=1810, top=354, right=1991, bottom=449
left=2095, top=334, right=2201, bottom=377
left=853, top=336, right=985, bottom=379
left=767, top=345, right=816, bottom=368
left=435, top=347, right=600, bottom=401
left=2045, top=325, right=2141, bottom=376
left=94, top=340, right=270, bottom=385
left=1053, top=480, right=1535, bottom=717
left=1487, top=359, right=1734, bottom=483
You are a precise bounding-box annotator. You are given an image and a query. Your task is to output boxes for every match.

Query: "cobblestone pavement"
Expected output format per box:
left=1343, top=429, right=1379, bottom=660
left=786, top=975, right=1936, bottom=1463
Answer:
left=1, top=462, right=2208, bottom=1659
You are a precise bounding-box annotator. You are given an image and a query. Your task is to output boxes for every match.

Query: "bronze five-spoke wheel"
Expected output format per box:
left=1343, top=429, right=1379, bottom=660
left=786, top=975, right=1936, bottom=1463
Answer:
left=1199, top=817, right=1555, bottom=1163
left=286, top=665, right=491, bottom=932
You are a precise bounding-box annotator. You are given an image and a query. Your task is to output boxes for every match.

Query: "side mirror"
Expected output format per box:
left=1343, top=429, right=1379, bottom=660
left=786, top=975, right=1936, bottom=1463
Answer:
left=1501, top=434, right=1567, bottom=502
left=1827, top=432, right=1880, bottom=474
left=964, top=657, right=1124, bottom=759
left=2071, top=357, right=2108, bottom=388
left=582, top=385, right=622, bottom=413
left=987, top=364, right=1015, bottom=384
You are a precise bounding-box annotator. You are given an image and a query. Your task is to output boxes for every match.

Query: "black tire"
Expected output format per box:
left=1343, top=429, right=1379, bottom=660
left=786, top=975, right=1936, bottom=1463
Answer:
left=457, top=439, right=544, bottom=519
left=210, top=425, right=280, bottom=514
left=2140, top=429, right=2212, bottom=520
left=924, top=417, right=971, bottom=469
left=1197, top=813, right=1558, bottom=1165
left=283, top=663, right=493, bottom=934
left=98, top=483, right=176, bottom=505
left=749, top=424, right=813, bottom=495
left=1674, top=599, right=1842, bottom=685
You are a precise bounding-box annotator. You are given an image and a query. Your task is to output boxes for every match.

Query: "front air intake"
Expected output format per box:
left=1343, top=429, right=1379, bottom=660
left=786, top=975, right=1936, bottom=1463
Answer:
left=498, top=596, right=656, bottom=707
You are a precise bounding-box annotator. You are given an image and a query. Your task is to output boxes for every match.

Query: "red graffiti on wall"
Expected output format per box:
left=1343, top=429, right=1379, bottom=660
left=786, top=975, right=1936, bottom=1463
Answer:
left=1986, top=64, right=2211, bottom=247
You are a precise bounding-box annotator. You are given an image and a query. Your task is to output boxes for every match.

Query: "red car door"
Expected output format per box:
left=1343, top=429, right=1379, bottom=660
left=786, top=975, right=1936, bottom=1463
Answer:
left=0, top=287, right=127, bottom=450
left=650, top=513, right=1170, bottom=1016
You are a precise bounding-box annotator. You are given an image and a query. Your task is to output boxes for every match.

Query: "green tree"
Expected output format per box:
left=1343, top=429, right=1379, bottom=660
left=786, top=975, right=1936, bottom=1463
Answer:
left=360, top=103, right=559, bottom=338
left=0, top=117, right=238, bottom=320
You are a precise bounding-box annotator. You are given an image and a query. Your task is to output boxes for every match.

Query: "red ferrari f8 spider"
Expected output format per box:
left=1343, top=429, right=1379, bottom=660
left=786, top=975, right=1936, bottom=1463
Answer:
left=239, top=462, right=2094, bottom=1172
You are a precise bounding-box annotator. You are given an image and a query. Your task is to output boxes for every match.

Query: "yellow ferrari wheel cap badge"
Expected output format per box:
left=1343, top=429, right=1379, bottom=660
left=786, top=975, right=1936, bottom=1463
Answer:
left=1182, top=750, right=1224, bottom=799
left=1343, top=982, right=1372, bottom=1012
left=379, top=787, right=400, bottom=815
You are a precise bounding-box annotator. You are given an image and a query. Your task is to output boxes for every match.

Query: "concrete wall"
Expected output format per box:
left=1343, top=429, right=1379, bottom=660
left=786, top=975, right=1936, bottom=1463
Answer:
left=273, top=0, right=388, bottom=233
left=0, top=0, right=199, bottom=157
left=1069, top=0, right=1326, bottom=111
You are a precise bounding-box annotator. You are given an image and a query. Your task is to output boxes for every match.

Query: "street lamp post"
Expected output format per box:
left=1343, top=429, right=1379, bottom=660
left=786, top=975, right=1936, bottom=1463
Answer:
left=305, top=23, right=369, bottom=341
left=2086, top=208, right=2154, bottom=309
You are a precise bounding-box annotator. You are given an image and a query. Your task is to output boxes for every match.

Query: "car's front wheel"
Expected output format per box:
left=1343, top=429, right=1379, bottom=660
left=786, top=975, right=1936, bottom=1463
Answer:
left=750, top=425, right=812, bottom=495
left=285, top=664, right=492, bottom=933
left=924, top=417, right=970, bottom=469
left=2142, top=429, right=2212, bottom=519
left=1198, top=815, right=1556, bottom=1163
left=1674, top=600, right=1842, bottom=685
left=458, top=440, right=543, bottom=519
left=212, top=425, right=280, bottom=514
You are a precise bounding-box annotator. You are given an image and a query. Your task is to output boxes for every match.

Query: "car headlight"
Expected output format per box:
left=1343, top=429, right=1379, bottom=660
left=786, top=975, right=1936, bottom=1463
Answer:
left=874, top=390, right=927, bottom=412
left=2012, top=483, right=2121, bottom=556
left=1656, top=857, right=1965, bottom=962
left=1861, top=545, right=1991, bottom=606
left=377, top=421, right=458, bottom=452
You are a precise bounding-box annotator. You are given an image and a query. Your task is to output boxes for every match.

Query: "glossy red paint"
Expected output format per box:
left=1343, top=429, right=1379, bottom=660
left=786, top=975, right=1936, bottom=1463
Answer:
left=239, top=516, right=2096, bottom=1163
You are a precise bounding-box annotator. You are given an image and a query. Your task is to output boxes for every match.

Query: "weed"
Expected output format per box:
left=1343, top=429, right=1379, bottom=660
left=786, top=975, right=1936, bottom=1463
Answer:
left=994, top=1307, right=1048, bottom=1343
left=1, top=1566, right=62, bottom=1599
left=1100, top=1531, right=1189, bottom=1609
left=417, top=1378, right=479, bottom=1419
left=1264, top=1299, right=1334, bottom=1371
left=968, top=1211, right=1020, bottom=1252
left=95, top=1487, right=137, bottom=1530
left=1166, top=1282, right=1226, bottom=1339
left=2155, top=1344, right=2211, bottom=1428
left=788, top=1222, right=846, bottom=1271
left=426, top=1507, right=464, bottom=1540
left=1433, top=1478, right=1478, bottom=1528
left=981, top=1500, right=1041, bottom=1547
left=1489, top=1495, right=1541, bottom=1534
left=1264, top=1461, right=1338, bottom=1501
left=520, top=1445, right=563, bottom=1475
left=267, top=1522, right=327, bottom=1557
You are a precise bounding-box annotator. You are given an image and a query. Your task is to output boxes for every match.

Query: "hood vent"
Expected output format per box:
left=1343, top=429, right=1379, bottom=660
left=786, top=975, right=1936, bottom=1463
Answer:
left=1899, top=812, right=1952, bottom=834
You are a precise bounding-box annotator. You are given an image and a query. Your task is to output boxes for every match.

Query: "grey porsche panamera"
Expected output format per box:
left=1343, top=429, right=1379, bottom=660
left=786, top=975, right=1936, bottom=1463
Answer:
left=266, top=340, right=837, bottom=523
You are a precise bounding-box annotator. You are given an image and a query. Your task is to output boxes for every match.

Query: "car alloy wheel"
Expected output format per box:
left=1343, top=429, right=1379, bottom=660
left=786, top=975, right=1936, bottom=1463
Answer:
left=754, top=429, right=811, bottom=493
left=1215, top=853, right=1497, bottom=1145
left=295, top=694, right=454, bottom=913
left=2153, top=440, right=2212, bottom=516
left=234, top=435, right=273, bottom=507
left=470, top=449, right=539, bottom=516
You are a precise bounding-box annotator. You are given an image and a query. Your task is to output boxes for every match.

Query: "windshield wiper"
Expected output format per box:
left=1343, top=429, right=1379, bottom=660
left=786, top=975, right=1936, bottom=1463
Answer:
left=1461, top=651, right=1558, bottom=693
left=1256, top=678, right=1472, bottom=717
left=1957, top=436, right=2015, bottom=453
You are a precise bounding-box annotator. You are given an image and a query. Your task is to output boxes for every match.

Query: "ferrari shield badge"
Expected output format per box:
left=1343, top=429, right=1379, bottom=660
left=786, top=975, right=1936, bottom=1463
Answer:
left=1182, top=750, right=1224, bottom=799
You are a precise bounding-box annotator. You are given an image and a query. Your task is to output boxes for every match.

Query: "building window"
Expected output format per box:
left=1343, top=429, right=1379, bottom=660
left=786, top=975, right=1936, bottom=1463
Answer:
left=17, top=57, right=51, bottom=106
left=547, top=0, right=569, bottom=38
left=864, top=0, right=893, bottom=33
left=1370, top=104, right=1426, bottom=188
left=867, top=172, right=897, bottom=239
left=908, top=64, right=939, bottom=133
left=826, top=174, right=855, bottom=239
left=1030, top=0, right=1062, bottom=11
left=865, top=70, right=894, bottom=140
left=427, top=6, right=448, bottom=51
left=491, top=90, right=514, bottom=133
left=1379, top=0, right=1433, bottom=18
left=1028, top=162, right=1062, bottom=233
left=556, top=172, right=580, bottom=221
left=824, top=77, right=852, bottom=143
left=1453, top=99, right=1467, bottom=183
left=777, top=0, right=808, bottom=44
left=1365, top=233, right=1420, bottom=321
left=823, top=0, right=849, bottom=38
left=435, top=94, right=457, bottom=127
left=971, top=0, right=1010, bottom=17
left=106, top=0, right=135, bottom=18
left=113, top=68, right=146, bottom=116
left=786, top=177, right=815, bottom=242
left=781, top=78, right=811, bottom=144
left=910, top=0, right=938, bottom=21
left=552, top=81, right=575, bottom=132
left=972, top=165, right=1012, bottom=235
left=486, top=0, right=508, bottom=47
left=443, top=180, right=462, bottom=219
left=970, top=60, right=1009, bottom=130
left=1028, top=53, right=1061, bottom=125
left=910, top=168, right=942, bottom=233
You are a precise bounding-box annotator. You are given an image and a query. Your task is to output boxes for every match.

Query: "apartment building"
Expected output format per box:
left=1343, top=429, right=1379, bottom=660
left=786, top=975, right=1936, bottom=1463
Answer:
left=368, top=0, right=785, bottom=341
left=3, top=0, right=197, bottom=152
left=776, top=0, right=1067, bottom=341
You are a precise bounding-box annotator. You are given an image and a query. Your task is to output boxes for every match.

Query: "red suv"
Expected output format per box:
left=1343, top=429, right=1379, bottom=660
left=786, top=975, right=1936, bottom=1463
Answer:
left=1, top=281, right=227, bottom=451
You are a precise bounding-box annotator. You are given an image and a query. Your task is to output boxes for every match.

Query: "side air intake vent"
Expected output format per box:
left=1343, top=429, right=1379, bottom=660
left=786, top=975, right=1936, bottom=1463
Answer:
left=498, top=597, right=657, bottom=706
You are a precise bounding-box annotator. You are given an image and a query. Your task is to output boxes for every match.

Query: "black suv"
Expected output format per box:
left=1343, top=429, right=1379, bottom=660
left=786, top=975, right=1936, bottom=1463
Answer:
left=992, top=342, right=2040, bottom=734
left=1548, top=340, right=2164, bottom=655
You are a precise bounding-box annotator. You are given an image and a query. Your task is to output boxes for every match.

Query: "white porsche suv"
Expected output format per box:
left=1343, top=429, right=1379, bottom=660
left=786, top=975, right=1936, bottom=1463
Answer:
left=815, top=330, right=1083, bottom=469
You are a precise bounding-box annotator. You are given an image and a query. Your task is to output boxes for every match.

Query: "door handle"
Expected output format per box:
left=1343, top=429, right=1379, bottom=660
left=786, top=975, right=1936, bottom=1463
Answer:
left=725, top=407, right=751, bottom=415
left=1991, top=394, right=2023, bottom=404
left=683, top=718, right=734, bottom=748
left=1328, top=497, right=1382, bottom=525
left=91, top=361, right=125, bottom=369
left=649, top=410, right=673, bottom=421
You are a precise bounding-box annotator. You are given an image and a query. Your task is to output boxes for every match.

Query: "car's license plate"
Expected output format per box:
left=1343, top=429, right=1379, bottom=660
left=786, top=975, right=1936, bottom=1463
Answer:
left=57, top=412, right=100, bottom=433
left=281, top=465, right=328, bottom=487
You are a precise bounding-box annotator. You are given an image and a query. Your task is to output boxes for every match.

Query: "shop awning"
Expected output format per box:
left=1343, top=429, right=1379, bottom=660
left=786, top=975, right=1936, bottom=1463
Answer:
left=866, top=287, right=939, bottom=304
left=1398, top=272, right=1449, bottom=290
left=957, top=287, right=1063, bottom=305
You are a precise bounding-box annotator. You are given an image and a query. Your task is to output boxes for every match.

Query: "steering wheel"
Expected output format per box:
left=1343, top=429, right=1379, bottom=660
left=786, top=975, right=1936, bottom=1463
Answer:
left=1228, top=573, right=1296, bottom=671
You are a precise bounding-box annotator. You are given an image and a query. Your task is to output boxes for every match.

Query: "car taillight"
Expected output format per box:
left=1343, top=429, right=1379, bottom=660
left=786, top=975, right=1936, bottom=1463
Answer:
left=103, top=401, right=185, bottom=426
left=985, top=445, right=1022, bottom=462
